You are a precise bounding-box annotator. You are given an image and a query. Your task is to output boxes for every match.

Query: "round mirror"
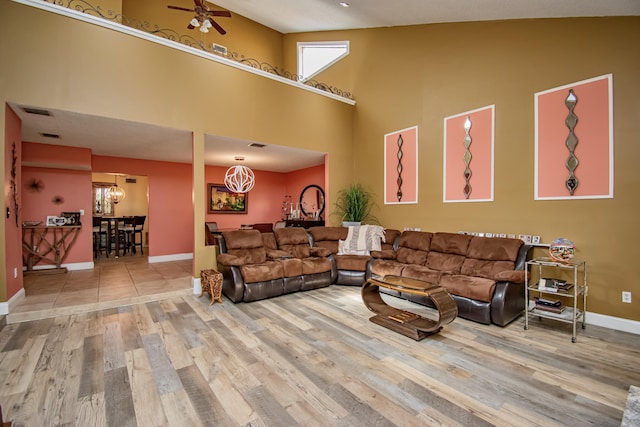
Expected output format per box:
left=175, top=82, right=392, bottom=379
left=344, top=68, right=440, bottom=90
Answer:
left=300, top=184, right=325, bottom=219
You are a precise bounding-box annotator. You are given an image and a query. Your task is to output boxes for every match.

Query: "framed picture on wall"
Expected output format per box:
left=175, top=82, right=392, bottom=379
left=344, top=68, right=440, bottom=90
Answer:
left=208, top=183, right=248, bottom=214
left=384, top=125, right=418, bottom=204
left=534, top=74, right=614, bottom=200
left=443, top=105, right=495, bottom=203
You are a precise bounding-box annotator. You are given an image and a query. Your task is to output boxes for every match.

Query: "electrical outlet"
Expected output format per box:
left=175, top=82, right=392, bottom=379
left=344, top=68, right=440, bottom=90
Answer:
left=622, top=291, right=632, bottom=303
left=79, top=209, right=85, bottom=216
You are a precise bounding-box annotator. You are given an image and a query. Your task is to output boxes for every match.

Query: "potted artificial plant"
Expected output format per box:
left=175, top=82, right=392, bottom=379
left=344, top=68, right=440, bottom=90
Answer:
left=334, top=183, right=377, bottom=226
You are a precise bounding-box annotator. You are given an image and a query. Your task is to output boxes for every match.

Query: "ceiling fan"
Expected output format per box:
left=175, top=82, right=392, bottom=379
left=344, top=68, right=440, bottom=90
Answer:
left=168, top=0, right=231, bottom=35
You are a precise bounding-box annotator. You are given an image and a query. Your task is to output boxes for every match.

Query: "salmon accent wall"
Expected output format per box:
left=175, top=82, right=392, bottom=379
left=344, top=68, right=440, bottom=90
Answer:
left=21, top=165, right=94, bottom=266
left=4, top=105, right=23, bottom=301
left=204, top=163, right=325, bottom=229
left=384, top=126, right=418, bottom=204
left=444, top=105, right=495, bottom=202
left=23, top=141, right=92, bottom=170
left=535, top=74, right=613, bottom=200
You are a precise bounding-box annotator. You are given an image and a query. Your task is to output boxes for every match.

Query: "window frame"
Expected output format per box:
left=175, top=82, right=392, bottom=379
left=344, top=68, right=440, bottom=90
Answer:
left=297, top=41, right=350, bottom=82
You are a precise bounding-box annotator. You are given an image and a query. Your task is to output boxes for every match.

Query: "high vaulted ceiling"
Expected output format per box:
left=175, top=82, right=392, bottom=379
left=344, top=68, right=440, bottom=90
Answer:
left=208, top=0, right=640, bottom=34
left=13, top=1, right=639, bottom=173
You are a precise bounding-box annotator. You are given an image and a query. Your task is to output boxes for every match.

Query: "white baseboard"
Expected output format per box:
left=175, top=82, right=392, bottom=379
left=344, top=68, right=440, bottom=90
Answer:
left=586, top=311, right=640, bottom=335
left=148, top=253, right=193, bottom=263
left=25, top=262, right=94, bottom=272
left=64, top=262, right=94, bottom=271
left=0, top=288, right=26, bottom=315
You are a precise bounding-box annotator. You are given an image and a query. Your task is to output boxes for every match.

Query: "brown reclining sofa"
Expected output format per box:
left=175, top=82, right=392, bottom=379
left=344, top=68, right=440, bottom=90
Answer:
left=367, top=231, right=532, bottom=326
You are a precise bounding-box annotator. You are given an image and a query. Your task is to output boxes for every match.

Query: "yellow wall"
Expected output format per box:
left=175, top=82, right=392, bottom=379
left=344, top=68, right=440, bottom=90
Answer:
left=284, top=18, right=640, bottom=321
left=0, top=1, right=353, bottom=299
left=122, top=0, right=284, bottom=68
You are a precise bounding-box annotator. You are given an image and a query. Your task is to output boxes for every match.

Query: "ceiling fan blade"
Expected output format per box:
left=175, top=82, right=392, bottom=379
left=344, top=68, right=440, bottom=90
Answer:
left=167, top=6, right=195, bottom=12
left=187, top=23, right=195, bottom=29
left=208, top=18, right=227, bottom=35
left=194, top=0, right=205, bottom=9
left=209, top=10, right=231, bottom=17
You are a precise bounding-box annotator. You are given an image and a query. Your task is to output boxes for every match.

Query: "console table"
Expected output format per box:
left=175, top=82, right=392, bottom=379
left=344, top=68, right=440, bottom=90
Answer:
left=22, top=225, right=81, bottom=273
left=285, top=220, right=324, bottom=228
left=362, top=275, right=458, bottom=340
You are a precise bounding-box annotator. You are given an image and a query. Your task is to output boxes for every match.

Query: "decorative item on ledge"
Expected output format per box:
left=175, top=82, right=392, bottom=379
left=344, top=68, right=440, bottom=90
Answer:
left=42, top=0, right=353, bottom=100
left=549, top=237, right=575, bottom=263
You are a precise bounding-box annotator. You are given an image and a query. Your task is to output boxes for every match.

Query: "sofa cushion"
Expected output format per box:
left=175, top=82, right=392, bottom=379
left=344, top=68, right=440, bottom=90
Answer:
left=430, top=232, right=472, bottom=255
left=396, top=231, right=433, bottom=265
left=382, top=229, right=402, bottom=250
left=222, top=230, right=267, bottom=264
left=261, top=232, right=278, bottom=251
left=278, top=258, right=303, bottom=277
left=239, top=260, right=284, bottom=283
left=466, top=236, right=523, bottom=261
left=401, top=265, right=442, bottom=285
left=308, top=226, right=348, bottom=254
left=334, top=254, right=370, bottom=271
left=370, top=259, right=405, bottom=277
left=426, top=252, right=467, bottom=274
left=274, top=228, right=311, bottom=259
left=461, top=259, right=516, bottom=281
left=301, top=257, right=333, bottom=275
left=370, top=249, right=396, bottom=260
left=440, top=274, right=496, bottom=303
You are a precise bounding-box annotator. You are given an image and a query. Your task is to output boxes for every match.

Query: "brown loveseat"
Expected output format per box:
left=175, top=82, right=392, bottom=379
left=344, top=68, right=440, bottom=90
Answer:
left=216, top=229, right=333, bottom=302
left=368, top=231, right=531, bottom=326
left=308, top=226, right=401, bottom=286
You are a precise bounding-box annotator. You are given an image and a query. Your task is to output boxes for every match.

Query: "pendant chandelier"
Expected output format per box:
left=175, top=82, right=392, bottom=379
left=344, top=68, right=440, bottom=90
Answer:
left=224, top=164, right=255, bottom=193
left=106, top=175, right=126, bottom=204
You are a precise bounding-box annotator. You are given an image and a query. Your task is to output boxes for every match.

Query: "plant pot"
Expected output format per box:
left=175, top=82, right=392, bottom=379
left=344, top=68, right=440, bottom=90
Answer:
left=342, top=221, right=362, bottom=227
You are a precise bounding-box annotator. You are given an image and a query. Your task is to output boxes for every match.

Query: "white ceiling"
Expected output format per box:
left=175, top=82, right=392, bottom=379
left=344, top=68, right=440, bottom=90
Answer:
left=208, top=0, right=640, bottom=33
left=11, top=104, right=326, bottom=173
left=12, top=2, right=639, bottom=172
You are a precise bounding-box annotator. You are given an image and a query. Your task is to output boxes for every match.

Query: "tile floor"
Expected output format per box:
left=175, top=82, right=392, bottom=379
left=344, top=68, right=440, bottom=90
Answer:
left=8, top=254, right=194, bottom=323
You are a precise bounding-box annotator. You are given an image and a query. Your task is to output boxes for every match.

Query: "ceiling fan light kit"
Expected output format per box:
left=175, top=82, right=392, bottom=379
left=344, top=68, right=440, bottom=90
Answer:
left=167, top=0, right=232, bottom=35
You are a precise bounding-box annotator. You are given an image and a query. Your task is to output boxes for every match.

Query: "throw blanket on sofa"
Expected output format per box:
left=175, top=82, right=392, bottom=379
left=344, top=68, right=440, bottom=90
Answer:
left=339, top=225, right=386, bottom=255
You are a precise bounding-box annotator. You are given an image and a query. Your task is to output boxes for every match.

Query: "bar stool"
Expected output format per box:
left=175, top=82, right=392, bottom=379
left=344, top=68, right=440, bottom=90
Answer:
left=93, top=216, right=110, bottom=258
left=131, top=215, right=146, bottom=254
left=120, top=216, right=135, bottom=255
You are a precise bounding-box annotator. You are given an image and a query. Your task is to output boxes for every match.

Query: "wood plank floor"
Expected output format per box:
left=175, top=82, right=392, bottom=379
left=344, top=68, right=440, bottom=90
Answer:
left=0, top=285, right=638, bottom=426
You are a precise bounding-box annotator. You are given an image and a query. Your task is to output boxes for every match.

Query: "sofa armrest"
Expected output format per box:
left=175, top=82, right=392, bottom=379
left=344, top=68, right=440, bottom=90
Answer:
left=267, top=249, right=293, bottom=259
left=218, top=265, right=246, bottom=302
left=217, top=253, right=244, bottom=266
left=310, top=247, right=332, bottom=257
left=515, top=244, right=533, bottom=270
left=370, top=249, right=396, bottom=260
left=491, top=281, right=525, bottom=326
left=495, top=270, right=525, bottom=283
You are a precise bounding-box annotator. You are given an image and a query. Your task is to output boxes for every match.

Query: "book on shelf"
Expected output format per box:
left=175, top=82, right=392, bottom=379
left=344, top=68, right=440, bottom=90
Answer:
left=534, top=297, right=561, bottom=307
left=533, top=304, right=566, bottom=314
left=538, top=278, right=574, bottom=293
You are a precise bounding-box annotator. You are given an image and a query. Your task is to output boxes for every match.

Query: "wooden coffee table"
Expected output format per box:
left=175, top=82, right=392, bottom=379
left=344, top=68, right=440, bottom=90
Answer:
left=362, top=275, right=458, bottom=340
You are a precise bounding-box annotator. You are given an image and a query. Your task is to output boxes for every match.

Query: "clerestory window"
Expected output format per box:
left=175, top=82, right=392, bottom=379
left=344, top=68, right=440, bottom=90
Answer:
left=297, top=41, right=350, bottom=82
